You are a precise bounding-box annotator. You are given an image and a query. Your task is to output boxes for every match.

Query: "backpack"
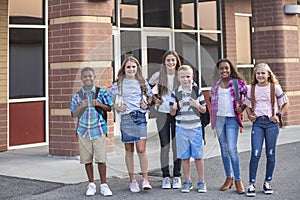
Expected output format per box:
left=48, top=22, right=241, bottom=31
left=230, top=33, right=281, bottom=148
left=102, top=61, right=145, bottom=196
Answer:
left=174, top=85, right=210, bottom=144
left=76, top=87, right=107, bottom=122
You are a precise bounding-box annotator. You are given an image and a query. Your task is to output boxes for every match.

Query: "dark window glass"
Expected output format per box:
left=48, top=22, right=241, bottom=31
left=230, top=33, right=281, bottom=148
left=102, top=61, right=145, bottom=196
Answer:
left=238, top=67, right=253, bottom=85
left=9, top=28, right=45, bottom=99
left=200, top=33, right=221, bottom=87
left=120, top=31, right=141, bottom=63
left=143, top=0, right=170, bottom=27
left=9, top=0, right=44, bottom=25
left=175, top=33, right=199, bottom=85
left=120, top=0, right=140, bottom=28
left=174, top=0, right=196, bottom=30
left=198, top=0, right=218, bottom=30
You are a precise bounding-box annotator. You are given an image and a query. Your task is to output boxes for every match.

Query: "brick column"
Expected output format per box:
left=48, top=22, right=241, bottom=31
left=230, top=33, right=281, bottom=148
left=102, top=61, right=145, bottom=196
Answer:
left=48, top=0, right=114, bottom=156
left=221, top=0, right=237, bottom=63
left=252, top=0, right=300, bottom=125
left=0, top=0, right=8, bottom=152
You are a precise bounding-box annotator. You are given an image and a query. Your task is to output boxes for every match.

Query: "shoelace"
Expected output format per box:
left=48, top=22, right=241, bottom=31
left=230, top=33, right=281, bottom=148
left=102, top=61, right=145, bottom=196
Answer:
left=264, top=183, right=271, bottom=189
left=249, top=185, right=255, bottom=191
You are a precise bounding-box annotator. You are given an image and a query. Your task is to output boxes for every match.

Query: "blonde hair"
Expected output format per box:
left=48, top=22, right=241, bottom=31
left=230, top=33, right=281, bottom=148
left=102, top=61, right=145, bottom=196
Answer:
left=178, top=65, right=193, bottom=72
left=116, top=56, right=147, bottom=95
left=251, top=63, right=279, bottom=85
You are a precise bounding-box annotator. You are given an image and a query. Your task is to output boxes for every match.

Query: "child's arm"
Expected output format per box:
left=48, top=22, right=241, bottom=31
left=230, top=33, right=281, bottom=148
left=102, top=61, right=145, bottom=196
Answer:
left=71, top=99, right=88, bottom=118
left=91, top=100, right=111, bottom=112
left=170, top=101, right=178, bottom=116
left=190, top=98, right=206, bottom=113
left=246, top=106, right=256, bottom=122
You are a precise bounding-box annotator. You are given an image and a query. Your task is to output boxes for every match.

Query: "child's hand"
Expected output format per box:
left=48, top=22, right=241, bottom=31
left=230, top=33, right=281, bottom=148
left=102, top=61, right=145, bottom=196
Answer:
left=140, top=102, right=149, bottom=110
left=81, top=99, right=89, bottom=108
left=178, top=100, right=184, bottom=109
left=270, top=115, right=279, bottom=123
left=170, top=101, right=178, bottom=116
left=189, top=98, right=199, bottom=108
left=248, top=113, right=257, bottom=122
left=114, top=103, right=126, bottom=112
left=91, top=99, right=99, bottom=107
left=153, top=96, right=162, bottom=105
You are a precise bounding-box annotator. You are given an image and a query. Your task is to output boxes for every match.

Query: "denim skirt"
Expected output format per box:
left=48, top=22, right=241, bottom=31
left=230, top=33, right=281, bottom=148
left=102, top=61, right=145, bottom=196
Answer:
left=120, top=111, right=147, bottom=143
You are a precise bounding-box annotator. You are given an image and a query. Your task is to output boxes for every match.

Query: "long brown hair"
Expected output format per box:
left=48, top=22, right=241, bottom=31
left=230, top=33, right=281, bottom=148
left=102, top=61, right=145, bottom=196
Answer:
left=116, top=56, right=147, bottom=95
left=158, top=50, right=181, bottom=96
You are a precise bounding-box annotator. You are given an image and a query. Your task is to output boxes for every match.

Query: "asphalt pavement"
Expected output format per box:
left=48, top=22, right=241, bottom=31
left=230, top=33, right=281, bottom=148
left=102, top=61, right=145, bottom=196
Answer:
left=0, top=124, right=300, bottom=200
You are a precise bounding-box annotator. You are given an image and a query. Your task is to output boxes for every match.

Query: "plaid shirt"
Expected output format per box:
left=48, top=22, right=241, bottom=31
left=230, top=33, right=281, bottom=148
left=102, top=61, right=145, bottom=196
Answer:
left=70, top=85, right=113, bottom=140
left=210, top=78, right=248, bottom=129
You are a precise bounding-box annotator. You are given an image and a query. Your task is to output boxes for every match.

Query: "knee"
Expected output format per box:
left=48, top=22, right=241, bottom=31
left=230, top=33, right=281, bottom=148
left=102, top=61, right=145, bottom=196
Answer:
left=251, top=149, right=261, bottom=160
left=266, top=149, right=276, bottom=161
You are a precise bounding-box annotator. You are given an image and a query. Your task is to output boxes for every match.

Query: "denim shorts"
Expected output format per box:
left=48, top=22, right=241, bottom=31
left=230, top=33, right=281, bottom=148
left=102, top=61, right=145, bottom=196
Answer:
left=176, top=126, right=203, bottom=159
left=120, top=111, right=147, bottom=143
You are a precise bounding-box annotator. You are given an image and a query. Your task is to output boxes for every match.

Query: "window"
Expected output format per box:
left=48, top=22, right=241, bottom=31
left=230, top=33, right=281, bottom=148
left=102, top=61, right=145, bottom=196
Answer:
left=198, top=0, right=218, bottom=30
left=120, top=0, right=140, bottom=27
left=174, top=0, right=195, bottom=30
left=235, top=14, right=253, bottom=84
left=120, top=31, right=141, bottom=63
left=143, top=0, right=170, bottom=27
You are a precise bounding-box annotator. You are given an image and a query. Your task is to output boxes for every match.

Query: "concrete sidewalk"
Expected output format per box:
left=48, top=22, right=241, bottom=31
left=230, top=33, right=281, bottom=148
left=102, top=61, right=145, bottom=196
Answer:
left=0, top=124, right=299, bottom=184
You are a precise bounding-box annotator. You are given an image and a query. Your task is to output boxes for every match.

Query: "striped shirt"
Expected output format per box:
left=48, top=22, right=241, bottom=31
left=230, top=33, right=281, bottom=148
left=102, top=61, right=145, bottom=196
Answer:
left=170, top=85, right=206, bottom=129
left=70, top=85, right=113, bottom=140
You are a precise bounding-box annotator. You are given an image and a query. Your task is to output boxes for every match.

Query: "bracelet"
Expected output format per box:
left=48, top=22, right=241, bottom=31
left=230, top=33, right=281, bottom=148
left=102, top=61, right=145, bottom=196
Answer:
left=276, top=112, right=282, bottom=120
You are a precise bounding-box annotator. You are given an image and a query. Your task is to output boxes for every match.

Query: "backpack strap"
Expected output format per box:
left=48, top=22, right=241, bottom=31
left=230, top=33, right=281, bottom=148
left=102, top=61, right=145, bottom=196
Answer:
left=270, top=83, right=275, bottom=116
left=233, top=79, right=239, bottom=102
left=251, top=85, right=255, bottom=113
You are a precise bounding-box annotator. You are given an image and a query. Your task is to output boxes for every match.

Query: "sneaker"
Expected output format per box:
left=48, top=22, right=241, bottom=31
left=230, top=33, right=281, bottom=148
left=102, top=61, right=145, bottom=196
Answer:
left=162, top=177, right=171, bottom=189
left=246, top=184, right=256, bottom=197
left=142, top=179, right=152, bottom=190
left=100, top=183, right=113, bottom=197
left=86, top=182, right=96, bottom=196
left=181, top=180, right=193, bottom=193
left=197, top=180, right=207, bottom=193
left=263, top=182, right=273, bottom=194
left=130, top=180, right=140, bottom=193
left=172, top=177, right=182, bottom=189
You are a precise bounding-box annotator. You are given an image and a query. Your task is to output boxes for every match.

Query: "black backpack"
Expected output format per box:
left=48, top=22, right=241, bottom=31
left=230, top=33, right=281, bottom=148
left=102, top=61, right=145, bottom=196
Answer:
left=174, top=85, right=210, bottom=144
left=76, top=87, right=107, bottom=122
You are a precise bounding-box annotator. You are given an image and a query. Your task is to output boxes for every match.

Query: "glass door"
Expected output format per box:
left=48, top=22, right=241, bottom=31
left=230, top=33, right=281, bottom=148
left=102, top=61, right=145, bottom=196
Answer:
left=142, top=32, right=172, bottom=129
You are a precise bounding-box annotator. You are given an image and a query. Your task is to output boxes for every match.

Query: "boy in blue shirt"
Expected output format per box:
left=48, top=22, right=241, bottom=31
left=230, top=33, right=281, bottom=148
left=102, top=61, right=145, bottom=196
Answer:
left=70, top=67, right=113, bottom=197
left=170, top=65, right=207, bottom=193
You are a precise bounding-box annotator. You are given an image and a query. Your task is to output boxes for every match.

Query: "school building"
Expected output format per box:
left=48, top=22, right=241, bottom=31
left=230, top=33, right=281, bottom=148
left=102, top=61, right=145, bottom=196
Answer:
left=0, top=0, right=299, bottom=155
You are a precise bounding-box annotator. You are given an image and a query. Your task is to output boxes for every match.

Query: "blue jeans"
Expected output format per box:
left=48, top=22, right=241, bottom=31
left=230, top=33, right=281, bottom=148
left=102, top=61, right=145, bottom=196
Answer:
left=216, top=116, right=241, bottom=180
left=249, top=116, right=279, bottom=184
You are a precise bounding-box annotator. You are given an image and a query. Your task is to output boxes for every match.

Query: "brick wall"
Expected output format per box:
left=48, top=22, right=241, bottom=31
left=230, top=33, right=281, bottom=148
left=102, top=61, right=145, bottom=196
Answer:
left=0, top=0, right=8, bottom=152
left=252, top=0, right=300, bottom=125
left=48, top=0, right=114, bottom=156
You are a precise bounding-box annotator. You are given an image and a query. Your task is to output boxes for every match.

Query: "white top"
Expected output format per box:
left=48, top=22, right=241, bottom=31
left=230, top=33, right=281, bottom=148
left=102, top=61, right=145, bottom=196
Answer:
left=217, top=87, right=235, bottom=117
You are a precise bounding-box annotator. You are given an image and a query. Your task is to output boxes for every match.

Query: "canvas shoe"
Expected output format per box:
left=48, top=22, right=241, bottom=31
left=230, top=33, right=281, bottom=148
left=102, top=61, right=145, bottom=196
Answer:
left=142, top=179, right=152, bottom=190
left=162, top=177, right=171, bottom=189
left=246, top=184, right=256, bottom=197
left=129, top=180, right=140, bottom=193
left=172, top=177, right=182, bottom=189
left=197, top=180, right=207, bottom=193
left=100, top=183, right=113, bottom=197
left=86, top=182, right=96, bottom=196
left=181, top=180, right=193, bottom=193
left=263, top=182, right=273, bottom=194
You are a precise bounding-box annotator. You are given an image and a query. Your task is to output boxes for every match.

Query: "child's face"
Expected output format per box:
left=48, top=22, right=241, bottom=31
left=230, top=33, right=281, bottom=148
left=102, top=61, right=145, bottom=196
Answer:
left=218, top=61, right=231, bottom=79
left=81, top=70, right=95, bottom=88
left=124, top=60, right=137, bottom=79
left=255, top=66, right=270, bottom=85
left=164, top=54, right=177, bottom=71
left=178, top=69, right=193, bottom=89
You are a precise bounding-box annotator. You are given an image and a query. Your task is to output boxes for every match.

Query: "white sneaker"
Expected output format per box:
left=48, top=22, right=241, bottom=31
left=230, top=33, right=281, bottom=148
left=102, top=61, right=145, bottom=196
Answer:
left=142, top=179, right=152, bottom=190
left=86, top=182, right=96, bottom=196
left=130, top=180, right=141, bottom=193
left=162, top=177, right=171, bottom=189
left=172, top=177, right=182, bottom=189
left=100, top=183, right=113, bottom=196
